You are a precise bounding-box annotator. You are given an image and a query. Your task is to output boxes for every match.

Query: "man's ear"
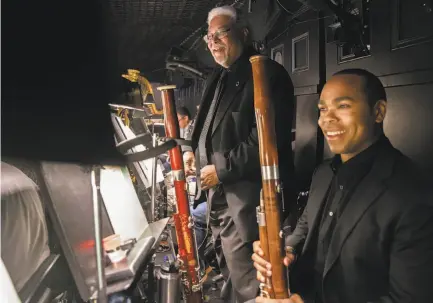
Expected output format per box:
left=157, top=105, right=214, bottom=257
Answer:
left=374, top=100, right=387, bottom=123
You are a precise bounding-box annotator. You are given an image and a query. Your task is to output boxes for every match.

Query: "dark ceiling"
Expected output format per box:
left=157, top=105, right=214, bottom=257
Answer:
left=107, top=0, right=241, bottom=78
left=106, top=0, right=322, bottom=81
left=2, top=0, right=318, bottom=164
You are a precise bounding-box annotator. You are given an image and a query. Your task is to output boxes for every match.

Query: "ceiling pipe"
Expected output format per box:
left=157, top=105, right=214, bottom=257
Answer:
left=165, top=61, right=206, bottom=79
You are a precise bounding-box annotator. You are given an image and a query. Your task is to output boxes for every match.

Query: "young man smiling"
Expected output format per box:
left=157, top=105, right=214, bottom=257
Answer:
left=251, top=69, right=433, bottom=303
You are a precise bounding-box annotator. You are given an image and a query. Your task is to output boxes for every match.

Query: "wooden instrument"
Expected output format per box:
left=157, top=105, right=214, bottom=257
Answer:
left=157, top=85, right=203, bottom=303
left=250, top=55, right=290, bottom=299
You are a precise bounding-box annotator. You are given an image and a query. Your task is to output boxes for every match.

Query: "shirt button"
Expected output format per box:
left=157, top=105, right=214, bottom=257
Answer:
left=339, top=185, right=344, bottom=190
left=329, top=211, right=334, bottom=217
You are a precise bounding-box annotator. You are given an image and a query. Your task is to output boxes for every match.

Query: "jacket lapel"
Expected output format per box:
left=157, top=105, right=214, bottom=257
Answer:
left=191, top=68, right=221, bottom=149
left=302, top=166, right=334, bottom=254
left=323, top=144, right=397, bottom=277
left=211, top=61, right=251, bottom=136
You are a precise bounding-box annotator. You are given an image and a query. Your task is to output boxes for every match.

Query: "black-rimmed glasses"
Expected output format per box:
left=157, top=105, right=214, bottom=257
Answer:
left=203, top=28, right=231, bottom=43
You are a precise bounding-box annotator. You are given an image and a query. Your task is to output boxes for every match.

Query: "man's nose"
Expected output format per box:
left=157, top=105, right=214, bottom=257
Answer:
left=320, top=109, right=337, bottom=124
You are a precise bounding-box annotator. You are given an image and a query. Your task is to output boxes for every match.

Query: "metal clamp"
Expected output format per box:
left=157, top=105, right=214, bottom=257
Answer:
left=177, top=254, right=184, bottom=266
left=256, top=206, right=266, bottom=227
left=188, top=216, right=195, bottom=229
left=172, top=169, right=185, bottom=181
left=259, top=283, right=270, bottom=298
left=192, top=283, right=202, bottom=293
left=261, top=165, right=279, bottom=181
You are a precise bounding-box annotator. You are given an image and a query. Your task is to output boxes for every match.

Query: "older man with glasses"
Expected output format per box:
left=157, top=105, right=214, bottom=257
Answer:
left=184, top=5, right=296, bottom=302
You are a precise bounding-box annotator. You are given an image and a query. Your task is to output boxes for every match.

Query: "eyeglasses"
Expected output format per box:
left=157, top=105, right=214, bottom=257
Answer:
left=203, top=28, right=231, bottom=44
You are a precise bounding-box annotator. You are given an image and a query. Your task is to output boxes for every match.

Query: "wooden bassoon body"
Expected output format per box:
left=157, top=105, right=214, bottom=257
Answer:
left=157, top=85, right=203, bottom=303
left=250, top=55, right=290, bottom=300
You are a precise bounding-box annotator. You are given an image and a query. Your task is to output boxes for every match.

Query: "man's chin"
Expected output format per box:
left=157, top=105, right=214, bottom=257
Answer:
left=214, top=56, right=228, bottom=67
left=328, top=145, right=344, bottom=155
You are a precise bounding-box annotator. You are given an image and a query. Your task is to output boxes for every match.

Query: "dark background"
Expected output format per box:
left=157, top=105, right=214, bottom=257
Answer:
left=2, top=0, right=433, bottom=188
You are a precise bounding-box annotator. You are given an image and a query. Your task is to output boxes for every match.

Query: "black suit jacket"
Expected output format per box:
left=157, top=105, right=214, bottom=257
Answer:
left=286, top=138, right=433, bottom=303
left=191, top=49, right=295, bottom=242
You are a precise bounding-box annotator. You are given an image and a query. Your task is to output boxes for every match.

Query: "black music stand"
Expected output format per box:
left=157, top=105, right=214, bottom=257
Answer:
left=37, top=157, right=173, bottom=301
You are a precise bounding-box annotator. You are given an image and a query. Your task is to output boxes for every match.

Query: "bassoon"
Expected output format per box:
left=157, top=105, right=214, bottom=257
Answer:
left=157, top=85, right=203, bottom=303
left=250, top=55, right=290, bottom=299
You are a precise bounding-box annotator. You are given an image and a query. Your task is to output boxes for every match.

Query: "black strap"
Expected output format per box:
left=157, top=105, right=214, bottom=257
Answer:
left=123, top=140, right=178, bottom=163
left=198, top=70, right=227, bottom=169
left=166, top=138, right=192, bottom=147
left=194, top=151, right=203, bottom=201
left=116, top=133, right=153, bottom=153
left=117, top=131, right=192, bottom=163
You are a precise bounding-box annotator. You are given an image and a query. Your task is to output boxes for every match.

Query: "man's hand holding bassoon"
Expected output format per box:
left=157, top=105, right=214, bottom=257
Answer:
left=252, top=241, right=296, bottom=283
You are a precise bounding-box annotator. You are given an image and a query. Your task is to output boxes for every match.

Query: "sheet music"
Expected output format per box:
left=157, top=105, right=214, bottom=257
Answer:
left=100, top=166, right=149, bottom=241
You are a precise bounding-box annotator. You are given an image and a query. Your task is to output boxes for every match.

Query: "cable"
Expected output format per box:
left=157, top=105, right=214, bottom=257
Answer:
left=268, top=14, right=334, bottom=44
left=266, top=3, right=311, bottom=44
left=276, top=0, right=295, bottom=15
